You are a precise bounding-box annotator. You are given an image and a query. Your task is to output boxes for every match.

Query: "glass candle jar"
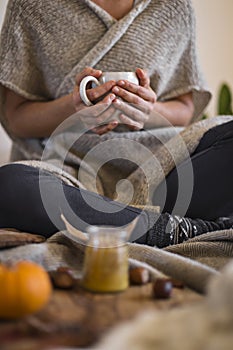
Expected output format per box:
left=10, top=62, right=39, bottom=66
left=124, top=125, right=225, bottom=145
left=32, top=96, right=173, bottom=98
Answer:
left=82, top=226, right=129, bottom=293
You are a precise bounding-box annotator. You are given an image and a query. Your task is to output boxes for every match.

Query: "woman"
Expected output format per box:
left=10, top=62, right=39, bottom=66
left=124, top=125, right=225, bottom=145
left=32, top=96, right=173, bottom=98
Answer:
left=0, top=0, right=232, bottom=237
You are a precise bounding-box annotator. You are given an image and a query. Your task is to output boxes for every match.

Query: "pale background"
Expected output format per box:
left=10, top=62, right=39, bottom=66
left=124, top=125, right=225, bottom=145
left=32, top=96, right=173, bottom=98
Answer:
left=0, top=0, right=233, bottom=165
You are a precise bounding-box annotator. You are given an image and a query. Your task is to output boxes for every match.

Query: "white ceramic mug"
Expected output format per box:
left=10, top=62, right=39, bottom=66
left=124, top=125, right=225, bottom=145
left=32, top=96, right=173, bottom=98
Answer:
left=79, top=71, right=139, bottom=106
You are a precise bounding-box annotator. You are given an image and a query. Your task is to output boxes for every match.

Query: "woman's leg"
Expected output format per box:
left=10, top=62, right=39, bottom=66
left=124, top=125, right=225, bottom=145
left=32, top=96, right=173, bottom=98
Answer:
left=152, top=121, right=233, bottom=220
left=0, top=164, right=143, bottom=237
left=0, top=163, right=232, bottom=246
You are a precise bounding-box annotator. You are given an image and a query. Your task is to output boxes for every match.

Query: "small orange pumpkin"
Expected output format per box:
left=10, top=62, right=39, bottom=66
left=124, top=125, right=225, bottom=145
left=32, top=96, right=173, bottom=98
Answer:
left=0, top=261, right=52, bottom=319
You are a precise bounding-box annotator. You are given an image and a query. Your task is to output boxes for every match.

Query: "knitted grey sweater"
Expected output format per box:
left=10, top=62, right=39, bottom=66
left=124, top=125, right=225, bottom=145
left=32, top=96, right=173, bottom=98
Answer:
left=0, top=0, right=210, bottom=120
left=0, top=0, right=212, bottom=197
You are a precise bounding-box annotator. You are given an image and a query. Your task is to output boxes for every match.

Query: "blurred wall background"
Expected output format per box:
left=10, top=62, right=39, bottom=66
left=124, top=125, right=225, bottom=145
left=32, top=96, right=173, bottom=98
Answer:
left=192, top=0, right=233, bottom=116
left=0, top=0, right=233, bottom=165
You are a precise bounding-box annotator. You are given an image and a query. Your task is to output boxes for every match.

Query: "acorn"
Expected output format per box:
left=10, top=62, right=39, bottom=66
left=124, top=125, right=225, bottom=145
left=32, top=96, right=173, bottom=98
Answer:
left=129, top=267, right=150, bottom=285
left=49, top=267, right=75, bottom=289
left=152, top=278, right=173, bottom=299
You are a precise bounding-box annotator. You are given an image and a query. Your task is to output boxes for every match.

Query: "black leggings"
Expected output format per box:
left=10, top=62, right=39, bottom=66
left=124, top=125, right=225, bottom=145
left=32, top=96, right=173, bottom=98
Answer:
left=153, top=120, right=233, bottom=220
left=0, top=164, right=146, bottom=238
left=0, top=121, right=233, bottom=238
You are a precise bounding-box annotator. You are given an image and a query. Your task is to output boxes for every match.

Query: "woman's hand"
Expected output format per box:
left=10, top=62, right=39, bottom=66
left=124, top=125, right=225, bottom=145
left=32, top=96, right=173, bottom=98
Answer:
left=72, top=67, right=119, bottom=134
left=112, top=68, right=195, bottom=129
left=111, top=68, right=157, bottom=130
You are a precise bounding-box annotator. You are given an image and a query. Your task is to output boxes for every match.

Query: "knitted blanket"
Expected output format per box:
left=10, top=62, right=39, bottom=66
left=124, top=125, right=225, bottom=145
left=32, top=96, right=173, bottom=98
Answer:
left=25, top=115, right=233, bottom=203
left=0, top=0, right=211, bottom=164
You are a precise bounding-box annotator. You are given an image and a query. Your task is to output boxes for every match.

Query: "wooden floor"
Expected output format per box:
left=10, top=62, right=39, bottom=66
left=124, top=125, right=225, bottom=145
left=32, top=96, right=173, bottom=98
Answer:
left=0, top=281, right=203, bottom=349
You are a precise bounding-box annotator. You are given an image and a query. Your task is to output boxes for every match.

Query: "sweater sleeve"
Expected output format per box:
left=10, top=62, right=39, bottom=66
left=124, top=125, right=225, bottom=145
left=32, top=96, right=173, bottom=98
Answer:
left=0, top=0, right=49, bottom=102
left=156, top=1, right=211, bottom=122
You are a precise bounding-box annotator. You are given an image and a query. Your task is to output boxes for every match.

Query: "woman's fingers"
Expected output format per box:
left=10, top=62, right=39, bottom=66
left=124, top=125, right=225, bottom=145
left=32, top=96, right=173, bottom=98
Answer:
left=72, top=67, right=120, bottom=135
left=112, top=86, right=155, bottom=115
left=95, top=104, right=117, bottom=125
left=86, top=81, right=116, bottom=103
left=74, top=67, right=115, bottom=108
left=113, top=98, right=148, bottom=124
left=74, top=67, right=154, bottom=132
left=79, top=98, right=115, bottom=119
left=75, top=67, right=102, bottom=85
left=110, top=68, right=157, bottom=131
left=136, top=68, right=150, bottom=88
left=74, top=77, right=116, bottom=109
left=78, top=99, right=118, bottom=129
left=92, top=121, right=119, bottom=135
left=115, top=82, right=156, bottom=103
left=118, top=114, right=143, bottom=131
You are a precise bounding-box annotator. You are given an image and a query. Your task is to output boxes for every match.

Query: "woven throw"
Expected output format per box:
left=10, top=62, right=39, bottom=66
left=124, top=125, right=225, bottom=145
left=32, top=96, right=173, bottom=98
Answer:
left=1, top=229, right=233, bottom=294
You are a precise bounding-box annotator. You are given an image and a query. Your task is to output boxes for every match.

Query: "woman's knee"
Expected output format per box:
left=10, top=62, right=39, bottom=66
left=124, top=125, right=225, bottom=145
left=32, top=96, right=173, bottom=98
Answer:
left=0, top=164, right=58, bottom=235
left=0, top=164, right=39, bottom=199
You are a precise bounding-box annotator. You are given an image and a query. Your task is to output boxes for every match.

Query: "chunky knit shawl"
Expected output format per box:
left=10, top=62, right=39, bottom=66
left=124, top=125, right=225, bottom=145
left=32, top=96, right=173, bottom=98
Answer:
left=0, top=0, right=210, bottom=121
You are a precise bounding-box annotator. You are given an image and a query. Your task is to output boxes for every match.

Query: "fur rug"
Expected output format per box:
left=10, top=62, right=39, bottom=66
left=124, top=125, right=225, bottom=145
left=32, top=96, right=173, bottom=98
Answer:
left=96, top=260, right=233, bottom=350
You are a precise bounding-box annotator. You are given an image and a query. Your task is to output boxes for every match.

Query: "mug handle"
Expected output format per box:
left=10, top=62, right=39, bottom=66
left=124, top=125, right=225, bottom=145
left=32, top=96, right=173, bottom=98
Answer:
left=79, top=76, right=101, bottom=106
